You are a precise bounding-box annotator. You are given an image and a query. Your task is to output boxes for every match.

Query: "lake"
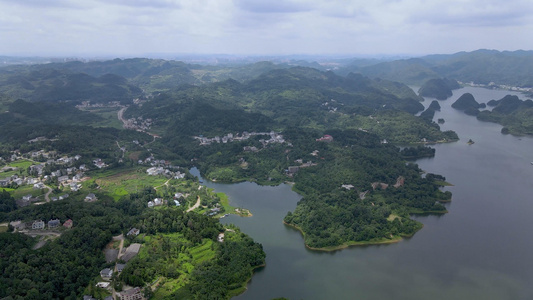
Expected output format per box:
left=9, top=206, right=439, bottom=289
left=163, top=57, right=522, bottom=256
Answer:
left=191, top=86, right=533, bottom=300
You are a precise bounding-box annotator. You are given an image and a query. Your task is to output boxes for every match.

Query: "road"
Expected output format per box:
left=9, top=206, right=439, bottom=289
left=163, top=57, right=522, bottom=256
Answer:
left=112, top=234, right=125, bottom=300
left=117, top=106, right=128, bottom=128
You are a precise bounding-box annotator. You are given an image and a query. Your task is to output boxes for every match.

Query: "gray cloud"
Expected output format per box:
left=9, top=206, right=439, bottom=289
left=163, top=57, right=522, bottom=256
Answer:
left=0, top=0, right=532, bottom=56
left=96, top=0, right=182, bottom=9
left=404, top=0, right=533, bottom=27
left=2, top=0, right=89, bottom=9
left=234, top=0, right=314, bottom=13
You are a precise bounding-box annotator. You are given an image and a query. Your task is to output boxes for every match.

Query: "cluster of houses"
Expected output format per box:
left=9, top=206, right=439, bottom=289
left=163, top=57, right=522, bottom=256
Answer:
left=146, top=166, right=186, bottom=179
left=194, top=131, right=285, bottom=146
left=0, top=174, right=28, bottom=188
left=206, top=206, right=222, bottom=216
left=88, top=228, right=144, bottom=299
left=148, top=192, right=185, bottom=208
left=91, top=263, right=142, bottom=300
left=93, top=158, right=107, bottom=169
left=147, top=197, right=165, bottom=208
left=15, top=194, right=39, bottom=207
left=137, top=154, right=181, bottom=171
left=76, top=101, right=122, bottom=108
left=286, top=159, right=318, bottom=176
left=10, top=218, right=73, bottom=231
left=321, top=99, right=340, bottom=113
left=123, top=115, right=153, bottom=131
left=15, top=192, right=68, bottom=207
left=316, top=134, right=334, bottom=142
left=460, top=81, right=533, bottom=93
left=339, top=176, right=406, bottom=201
left=1, top=152, right=88, bottom=194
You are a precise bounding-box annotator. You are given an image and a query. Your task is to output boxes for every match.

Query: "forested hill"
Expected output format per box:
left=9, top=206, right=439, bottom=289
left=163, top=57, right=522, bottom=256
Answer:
left=1, top=59, right=287, bottom=93
left=126, top=66, right=430, bottom=130
left=120, top=65, right=459, bottom=153
left=0, top=68, right=141, bottom=104
left=477, top=95, right=533, bottom=135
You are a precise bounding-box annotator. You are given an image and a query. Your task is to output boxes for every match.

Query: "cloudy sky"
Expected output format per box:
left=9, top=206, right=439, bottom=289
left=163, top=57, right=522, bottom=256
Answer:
left=1, top=0, right=532, bottom=57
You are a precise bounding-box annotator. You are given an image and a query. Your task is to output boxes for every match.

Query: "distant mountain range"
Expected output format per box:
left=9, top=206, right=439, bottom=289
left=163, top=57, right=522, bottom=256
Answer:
left=338, top=49, right=533, bottom=87
left=3, top=49, right=533, bottom=92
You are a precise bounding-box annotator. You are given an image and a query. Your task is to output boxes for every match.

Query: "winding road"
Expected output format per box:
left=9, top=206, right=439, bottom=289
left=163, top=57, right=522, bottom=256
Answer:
left=44, top=185, right=53, bottom=202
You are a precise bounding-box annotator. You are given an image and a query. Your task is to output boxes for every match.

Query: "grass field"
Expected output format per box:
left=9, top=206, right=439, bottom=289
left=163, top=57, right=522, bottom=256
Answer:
left=11, top=185, right=45, bottom=199
left=190, top=239, right=215, bottom=264
left=88, top=166, right=168, bottom=201
left=387, top=213, right=401, bottom=221
left=7, top=160, right=34, bottom=169
left=79, top=106, right=123, bottom=129
left=1, top=159, right=33, bottom=177
left=138, top=234, right=218, bottom=299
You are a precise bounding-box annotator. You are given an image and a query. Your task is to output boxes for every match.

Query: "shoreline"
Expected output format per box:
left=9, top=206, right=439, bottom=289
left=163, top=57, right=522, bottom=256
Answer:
left=283, top=221, right=419, bottom=252
left=228, top=263, right=266, bottom=298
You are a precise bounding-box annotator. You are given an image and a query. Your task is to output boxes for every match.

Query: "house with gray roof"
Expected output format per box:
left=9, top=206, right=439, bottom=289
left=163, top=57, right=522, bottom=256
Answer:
left=100, top=268, right=113, bottom=280
left=48, top=219, right=60, bottom=229
left=32, top=220, right=45, bottom=230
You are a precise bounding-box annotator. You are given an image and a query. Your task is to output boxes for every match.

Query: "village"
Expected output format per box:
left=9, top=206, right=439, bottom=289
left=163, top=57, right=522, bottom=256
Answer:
left=0, top=147, right=228, bottom=300
left=193, top=131, right=285, bottom=146
left=1, top=150, right=89, bottom=198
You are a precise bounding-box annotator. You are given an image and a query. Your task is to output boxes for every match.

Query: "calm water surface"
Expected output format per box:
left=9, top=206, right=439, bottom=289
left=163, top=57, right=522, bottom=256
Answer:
left=192, top=87, right=533, bottom=300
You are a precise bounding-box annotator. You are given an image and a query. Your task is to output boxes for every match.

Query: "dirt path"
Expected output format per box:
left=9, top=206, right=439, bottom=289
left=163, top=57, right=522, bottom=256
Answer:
left=116, top=141, right=125, bottom=158
left=187, top=196, right=201, bottom=212
left=117, top=238, right=125, bottom=259
left=44, top=185, right=52, bottom=202
left=154, top=178, right=171, bottom=191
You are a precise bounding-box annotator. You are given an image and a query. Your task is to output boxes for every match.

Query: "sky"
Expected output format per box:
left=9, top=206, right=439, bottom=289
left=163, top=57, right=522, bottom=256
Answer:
left=1, top=0, right=533, bottom=57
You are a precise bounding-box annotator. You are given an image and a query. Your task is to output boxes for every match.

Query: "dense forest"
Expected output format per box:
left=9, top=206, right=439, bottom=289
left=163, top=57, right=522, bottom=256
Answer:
left=0, top=192, right=264, bottom=299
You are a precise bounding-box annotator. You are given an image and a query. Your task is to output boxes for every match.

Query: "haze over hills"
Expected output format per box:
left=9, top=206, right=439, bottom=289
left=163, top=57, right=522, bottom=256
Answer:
left=339, top=49, right=533, bottom=87
left=0, top=49, right=532, bottom=299
left=3, top=49, right=533, bottom=89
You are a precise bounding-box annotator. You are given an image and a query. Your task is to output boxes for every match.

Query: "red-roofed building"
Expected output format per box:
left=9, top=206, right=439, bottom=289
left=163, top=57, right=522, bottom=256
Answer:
left=316, top=135, right=333, bottom=142
left=63, top=219, right=73, bottom=229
